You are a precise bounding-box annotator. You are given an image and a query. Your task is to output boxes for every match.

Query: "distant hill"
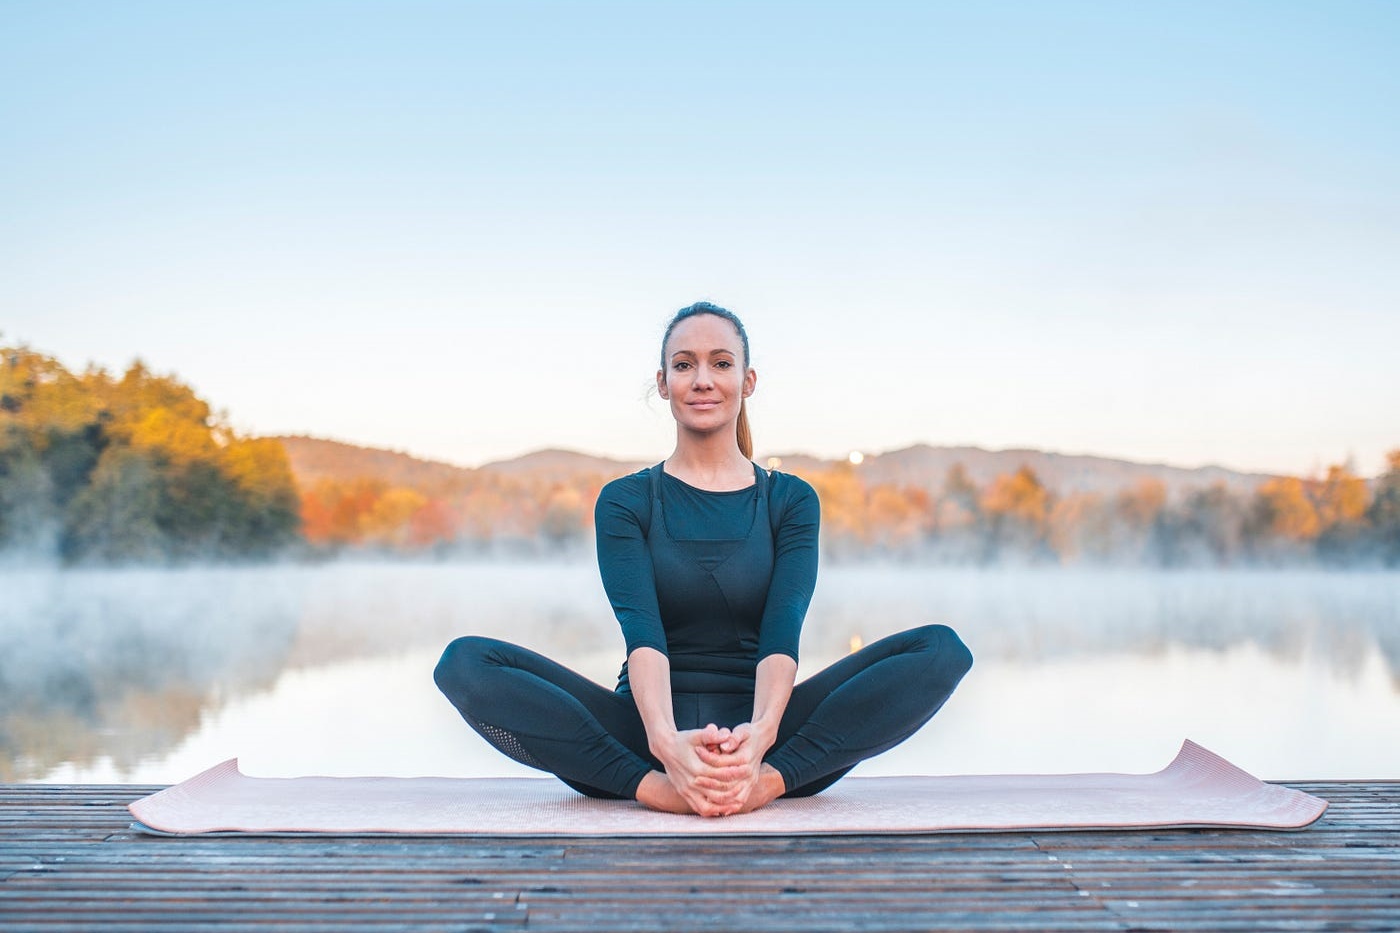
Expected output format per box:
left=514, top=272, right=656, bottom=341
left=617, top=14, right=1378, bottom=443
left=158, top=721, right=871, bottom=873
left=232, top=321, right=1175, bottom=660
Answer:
left=274, top=436, right=644, bottom=491
left=476, top=448, right=648, bottom=479
left=768, top=444, right=1275, bottom=500
left=273, top=435, right=478, bottom=491
left=274, top=435, right=1273, bottom=499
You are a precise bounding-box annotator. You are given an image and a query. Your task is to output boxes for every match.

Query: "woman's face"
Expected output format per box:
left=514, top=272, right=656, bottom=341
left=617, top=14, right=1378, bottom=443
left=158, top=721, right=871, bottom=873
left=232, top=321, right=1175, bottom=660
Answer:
left=657, top=314, right=756, bottom=440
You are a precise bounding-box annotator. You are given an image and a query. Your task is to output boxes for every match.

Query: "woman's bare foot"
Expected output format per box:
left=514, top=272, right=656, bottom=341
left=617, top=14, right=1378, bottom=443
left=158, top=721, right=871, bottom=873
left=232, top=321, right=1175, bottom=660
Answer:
left=635, top=770, right=695, bottom=814
left=737, top=764, right=786, bottom=814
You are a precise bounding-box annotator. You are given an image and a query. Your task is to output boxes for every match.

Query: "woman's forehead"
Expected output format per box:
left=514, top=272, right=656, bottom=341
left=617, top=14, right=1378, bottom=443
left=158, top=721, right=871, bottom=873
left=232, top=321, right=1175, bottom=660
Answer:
left=666, top=314, right=743, bottom=354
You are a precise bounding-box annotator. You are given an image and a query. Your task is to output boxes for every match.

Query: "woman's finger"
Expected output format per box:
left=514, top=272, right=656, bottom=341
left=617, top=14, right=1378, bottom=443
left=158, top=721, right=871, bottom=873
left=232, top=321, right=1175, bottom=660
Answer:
left=718, top=723, right=752, bottom=753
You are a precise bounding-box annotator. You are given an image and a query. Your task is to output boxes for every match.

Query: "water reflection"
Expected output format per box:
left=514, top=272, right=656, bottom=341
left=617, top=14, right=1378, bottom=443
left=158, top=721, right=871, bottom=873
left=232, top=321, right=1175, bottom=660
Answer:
left=811, top=567, right=1400, bottom=687
left=0, top=567, right=303, bottom=780
left=3, top=563, right=1397, bottom=783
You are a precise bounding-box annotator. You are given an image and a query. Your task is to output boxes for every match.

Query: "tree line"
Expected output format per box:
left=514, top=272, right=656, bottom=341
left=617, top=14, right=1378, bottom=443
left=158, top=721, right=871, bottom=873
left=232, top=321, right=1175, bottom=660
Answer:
left=0, top=346, right=300, bottom=562
left=3, top=344, right=1397, bottom=566
left=803, top=458, right=1400, bottom=566
left=298, top=451, right=1400, bottom=567
left=297, top=471, right=598, bottom=555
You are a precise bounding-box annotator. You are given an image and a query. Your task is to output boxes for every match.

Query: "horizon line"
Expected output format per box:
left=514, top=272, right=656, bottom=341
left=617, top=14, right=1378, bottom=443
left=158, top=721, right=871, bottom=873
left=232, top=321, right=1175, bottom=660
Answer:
left=269, top=432, right=1366, bottom=481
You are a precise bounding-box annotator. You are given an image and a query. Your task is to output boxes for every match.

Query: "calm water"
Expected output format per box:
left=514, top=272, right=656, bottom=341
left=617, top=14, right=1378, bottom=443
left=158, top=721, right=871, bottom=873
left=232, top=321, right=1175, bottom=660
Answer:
left=3, top=562, right=1397, bottom=784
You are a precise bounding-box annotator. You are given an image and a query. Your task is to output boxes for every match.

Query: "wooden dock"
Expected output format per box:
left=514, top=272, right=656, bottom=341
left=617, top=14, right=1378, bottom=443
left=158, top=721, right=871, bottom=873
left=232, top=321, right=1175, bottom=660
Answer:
left=2, top=781, right=1397, bottom=931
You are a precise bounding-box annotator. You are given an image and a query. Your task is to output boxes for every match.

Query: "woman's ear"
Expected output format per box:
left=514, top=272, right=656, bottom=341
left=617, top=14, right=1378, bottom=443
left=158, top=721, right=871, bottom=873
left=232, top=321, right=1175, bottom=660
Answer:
left=743, top=368, right=757, bottom=398
left=656, top=369, right=669, bottom=399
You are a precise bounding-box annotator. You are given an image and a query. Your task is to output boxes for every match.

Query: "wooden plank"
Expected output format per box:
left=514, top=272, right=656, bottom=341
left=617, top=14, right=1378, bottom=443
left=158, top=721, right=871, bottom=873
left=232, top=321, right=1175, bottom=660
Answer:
left=1, top=781, right=1397, bottom=931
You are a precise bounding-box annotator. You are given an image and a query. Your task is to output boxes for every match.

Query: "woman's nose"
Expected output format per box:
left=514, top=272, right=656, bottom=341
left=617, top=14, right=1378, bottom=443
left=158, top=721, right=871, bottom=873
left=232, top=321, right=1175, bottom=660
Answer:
left=692, top=365, right=714, bottom=388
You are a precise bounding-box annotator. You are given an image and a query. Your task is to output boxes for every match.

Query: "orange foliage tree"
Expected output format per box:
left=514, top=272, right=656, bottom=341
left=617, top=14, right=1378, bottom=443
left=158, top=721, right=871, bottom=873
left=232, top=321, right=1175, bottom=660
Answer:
left=1253, top=477, right=1321, bottom=542
left=1, top=346, right=300, bottom=562
left=1312, top=464, right=1370, bottom=528
left=979, top=466, right=1051, bottom=557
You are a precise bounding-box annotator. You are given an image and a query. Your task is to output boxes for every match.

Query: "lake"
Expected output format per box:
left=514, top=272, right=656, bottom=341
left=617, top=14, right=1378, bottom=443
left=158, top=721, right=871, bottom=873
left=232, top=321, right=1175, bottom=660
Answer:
left=3, top=561, right=1397, bottom=785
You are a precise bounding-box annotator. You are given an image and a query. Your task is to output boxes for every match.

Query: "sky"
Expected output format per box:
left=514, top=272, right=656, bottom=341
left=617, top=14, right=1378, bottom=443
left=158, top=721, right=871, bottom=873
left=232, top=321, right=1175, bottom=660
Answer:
left=2, top=1, right=1398, bottom=477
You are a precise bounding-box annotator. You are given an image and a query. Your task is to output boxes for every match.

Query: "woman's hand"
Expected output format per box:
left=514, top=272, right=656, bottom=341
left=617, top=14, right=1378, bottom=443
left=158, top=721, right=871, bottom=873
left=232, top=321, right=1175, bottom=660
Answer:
left=652, top=724, right=752, bottom=817
left=691, top=654, right=796, bottom=813
left=628, top=650, right=794, bottom=816
left=627, top=648, right=745, bottom=815
left=692, top=722, right=777, bottom=812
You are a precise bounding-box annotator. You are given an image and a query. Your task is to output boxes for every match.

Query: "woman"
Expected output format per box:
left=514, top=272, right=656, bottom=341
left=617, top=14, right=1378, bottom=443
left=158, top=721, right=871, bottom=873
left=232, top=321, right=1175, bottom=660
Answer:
left=434, top=302, right=972, bottom=817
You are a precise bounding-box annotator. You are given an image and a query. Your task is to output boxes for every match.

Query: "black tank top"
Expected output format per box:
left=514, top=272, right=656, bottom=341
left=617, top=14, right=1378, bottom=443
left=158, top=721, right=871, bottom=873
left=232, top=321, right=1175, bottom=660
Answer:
left=594, top=462, right=821, bottom=696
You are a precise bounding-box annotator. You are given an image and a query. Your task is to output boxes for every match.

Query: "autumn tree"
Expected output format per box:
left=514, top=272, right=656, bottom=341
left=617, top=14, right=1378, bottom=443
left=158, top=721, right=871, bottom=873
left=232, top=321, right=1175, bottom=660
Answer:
left=865, top=484, right=932, bottom=553
left=979, top=465, right=1052, bottom=560
left=540, top=484, right=589, bottom=548
left=1245, top=477, right=1320, bottom=562
left=1306, top=463, right=1370, bottom=562
left=300, top=477, right=386, bottom=546
left=1312, top=463, right=1370, bottom=527
left=361, top=487, right=430, bottom=548
left=1111, top=478, right=1168, bottom=563
left=1047, top=492, right=1108, bottom=563
left=802, top=463, right=867, bottom=557
left=939, top=463, right=980, bottom=526
left=0, top=345, right=300, bottom=563
left=408, top=498, right=459, bottom=549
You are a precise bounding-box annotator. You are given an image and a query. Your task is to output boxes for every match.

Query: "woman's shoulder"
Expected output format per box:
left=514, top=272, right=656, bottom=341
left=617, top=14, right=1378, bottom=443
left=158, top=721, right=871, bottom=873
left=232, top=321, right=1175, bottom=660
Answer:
left=596, top=466, right=656, bottom=516
left=766, top=468, right=819, bottom=508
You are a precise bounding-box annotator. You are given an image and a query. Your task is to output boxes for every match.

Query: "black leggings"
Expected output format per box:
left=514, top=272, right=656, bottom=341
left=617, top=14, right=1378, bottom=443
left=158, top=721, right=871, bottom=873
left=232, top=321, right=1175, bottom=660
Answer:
left=433, top=624, right=972, bottom=800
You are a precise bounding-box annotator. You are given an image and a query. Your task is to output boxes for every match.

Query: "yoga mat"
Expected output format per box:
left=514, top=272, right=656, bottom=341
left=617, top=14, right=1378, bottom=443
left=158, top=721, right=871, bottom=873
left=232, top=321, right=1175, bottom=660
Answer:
left=128, top=740, right=1326, bottom=837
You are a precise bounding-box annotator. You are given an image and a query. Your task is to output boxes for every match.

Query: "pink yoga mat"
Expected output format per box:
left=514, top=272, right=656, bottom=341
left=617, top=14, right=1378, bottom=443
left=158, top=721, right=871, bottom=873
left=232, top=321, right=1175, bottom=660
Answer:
left=128, top=740, right=1326, bottom=836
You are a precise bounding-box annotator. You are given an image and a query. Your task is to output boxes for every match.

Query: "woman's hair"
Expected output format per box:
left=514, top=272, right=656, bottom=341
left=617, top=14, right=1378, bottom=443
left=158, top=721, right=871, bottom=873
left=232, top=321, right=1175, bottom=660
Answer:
left=660, top=301, right=753, bottom=459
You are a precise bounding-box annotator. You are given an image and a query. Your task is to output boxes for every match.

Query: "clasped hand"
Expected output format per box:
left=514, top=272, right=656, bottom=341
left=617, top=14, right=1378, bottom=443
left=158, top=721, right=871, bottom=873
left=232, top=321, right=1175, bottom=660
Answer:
left=660, top=722, right=767, bottom=817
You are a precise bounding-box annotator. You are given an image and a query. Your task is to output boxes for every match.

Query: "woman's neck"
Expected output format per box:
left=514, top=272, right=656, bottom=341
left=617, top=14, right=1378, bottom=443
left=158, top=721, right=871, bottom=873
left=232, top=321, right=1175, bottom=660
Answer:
left=665, top=436, right=752, bottom=491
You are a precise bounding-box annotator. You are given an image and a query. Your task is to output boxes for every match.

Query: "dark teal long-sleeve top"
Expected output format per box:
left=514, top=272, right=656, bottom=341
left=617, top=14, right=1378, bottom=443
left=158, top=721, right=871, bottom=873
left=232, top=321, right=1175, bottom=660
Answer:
left=595, top=463, right=820, bottom=694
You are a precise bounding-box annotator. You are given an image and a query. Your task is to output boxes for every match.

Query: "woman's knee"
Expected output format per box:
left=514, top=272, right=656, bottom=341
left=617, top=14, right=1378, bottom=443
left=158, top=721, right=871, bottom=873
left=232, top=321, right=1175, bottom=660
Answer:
left=433, top=634, right=502, bottom=697
left=910, top=623, right=974, bottom=678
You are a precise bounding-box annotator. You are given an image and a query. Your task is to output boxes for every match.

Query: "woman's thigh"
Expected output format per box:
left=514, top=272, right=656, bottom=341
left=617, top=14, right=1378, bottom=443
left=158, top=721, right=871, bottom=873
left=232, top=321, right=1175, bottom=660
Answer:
left=775, top=623, right=969, bottom=745
left=438, top=635, right=652, bottom=757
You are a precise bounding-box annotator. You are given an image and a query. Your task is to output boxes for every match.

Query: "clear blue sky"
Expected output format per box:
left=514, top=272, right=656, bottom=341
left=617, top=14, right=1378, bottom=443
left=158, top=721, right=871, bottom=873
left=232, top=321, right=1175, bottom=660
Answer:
left=3, top=1, right=1397, bottom=476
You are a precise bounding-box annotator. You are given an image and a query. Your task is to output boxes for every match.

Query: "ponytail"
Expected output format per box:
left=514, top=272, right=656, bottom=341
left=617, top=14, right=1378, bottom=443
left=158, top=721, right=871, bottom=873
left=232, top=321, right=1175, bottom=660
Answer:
left=737, top=398, right=753, bottom=460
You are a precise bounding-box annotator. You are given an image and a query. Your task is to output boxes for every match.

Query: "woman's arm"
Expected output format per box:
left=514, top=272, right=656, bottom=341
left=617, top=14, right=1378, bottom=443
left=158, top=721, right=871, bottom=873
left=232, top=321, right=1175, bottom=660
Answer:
left=754, top=475, right=820, bottom=662
left=693, top=653, right=795, bottom=803
left=740, top=474, right=820, bottom=747
left=626, top=646, right=678, bottom=754
left=594, top=478, right=668, bottom=658
left=748, top=652, right=798, bottom=753
left=630, top=645, right=750, bottom=816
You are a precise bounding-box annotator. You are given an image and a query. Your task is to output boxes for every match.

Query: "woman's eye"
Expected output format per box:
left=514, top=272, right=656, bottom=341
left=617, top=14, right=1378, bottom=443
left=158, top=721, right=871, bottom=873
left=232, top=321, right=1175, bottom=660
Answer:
left=673, top=361, right=691, bottom=371
left=714, top=360, right=732, bottom=369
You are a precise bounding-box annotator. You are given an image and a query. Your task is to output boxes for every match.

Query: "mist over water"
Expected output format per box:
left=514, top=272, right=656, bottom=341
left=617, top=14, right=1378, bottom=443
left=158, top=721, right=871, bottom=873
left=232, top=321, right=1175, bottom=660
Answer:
left=4, top=561, right=1397, bottom=784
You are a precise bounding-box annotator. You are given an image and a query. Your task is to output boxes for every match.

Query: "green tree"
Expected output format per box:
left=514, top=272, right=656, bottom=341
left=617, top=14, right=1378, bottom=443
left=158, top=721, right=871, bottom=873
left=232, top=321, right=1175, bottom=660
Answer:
left=0, top=434, right=60, bottom=559
left=1367, top=450, right=1400, bottom=566
left=64, top=447, right=165, bottom=563
left=1, top=344, right=301, bottom=563
left=1161, top=483, right=1249, bottom=566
